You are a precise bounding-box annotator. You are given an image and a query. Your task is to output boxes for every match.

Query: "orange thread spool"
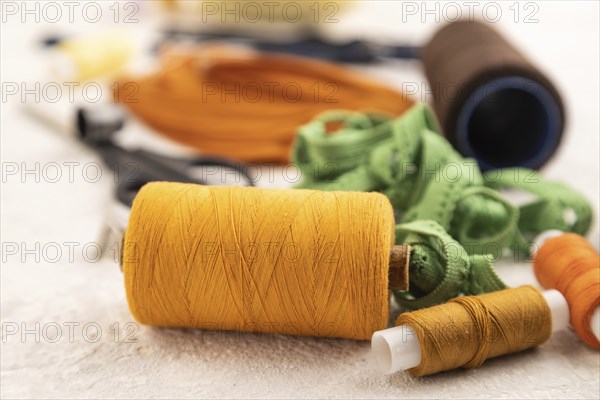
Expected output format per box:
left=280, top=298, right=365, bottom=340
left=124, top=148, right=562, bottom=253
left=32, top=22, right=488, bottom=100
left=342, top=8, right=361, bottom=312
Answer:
left=534, top=233, right=600, bottom=349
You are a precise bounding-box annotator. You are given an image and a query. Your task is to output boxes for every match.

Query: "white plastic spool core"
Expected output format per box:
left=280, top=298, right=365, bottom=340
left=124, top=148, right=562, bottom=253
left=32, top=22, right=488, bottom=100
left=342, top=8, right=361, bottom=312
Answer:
left=371, top=325, right=421, bottom=374
left=371, top=290, right=570, bottom=374
left=591, top=308, right=600, bottom=342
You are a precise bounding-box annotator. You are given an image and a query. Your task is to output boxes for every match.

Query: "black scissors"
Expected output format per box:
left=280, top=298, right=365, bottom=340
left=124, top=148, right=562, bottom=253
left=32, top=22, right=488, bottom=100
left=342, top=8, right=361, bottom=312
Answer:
left=161, top=31, right=421, bottom=63
left=26, top=93, right=255, bottom=257
left=76, top=104, right=254, bottom=207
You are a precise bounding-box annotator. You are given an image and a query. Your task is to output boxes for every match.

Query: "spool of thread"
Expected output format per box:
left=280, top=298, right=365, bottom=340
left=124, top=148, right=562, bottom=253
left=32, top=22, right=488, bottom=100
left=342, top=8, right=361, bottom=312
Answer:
left=422, top=21, right=564, bottom=170
left=122, top=182, right=412, bottom=340
left=47, top=30, right=133, bottom=81
left=533, top=232, right=600, bottom=349
left=372, top=286, right=569, bottom=376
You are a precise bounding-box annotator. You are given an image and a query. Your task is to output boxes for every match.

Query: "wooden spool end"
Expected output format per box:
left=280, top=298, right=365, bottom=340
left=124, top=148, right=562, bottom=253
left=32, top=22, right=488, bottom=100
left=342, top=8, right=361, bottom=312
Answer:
left=389, top=244, right=410, bottom=291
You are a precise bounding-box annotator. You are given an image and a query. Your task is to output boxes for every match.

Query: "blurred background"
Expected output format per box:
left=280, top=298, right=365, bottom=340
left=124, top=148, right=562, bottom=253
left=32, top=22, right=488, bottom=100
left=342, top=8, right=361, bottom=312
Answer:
left=1, top=1, right=599, bottom=399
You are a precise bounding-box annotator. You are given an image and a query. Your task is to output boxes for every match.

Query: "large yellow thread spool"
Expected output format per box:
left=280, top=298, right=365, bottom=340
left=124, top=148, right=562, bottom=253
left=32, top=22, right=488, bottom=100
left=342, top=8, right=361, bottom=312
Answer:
left=123, top=182, right=396, bottom=340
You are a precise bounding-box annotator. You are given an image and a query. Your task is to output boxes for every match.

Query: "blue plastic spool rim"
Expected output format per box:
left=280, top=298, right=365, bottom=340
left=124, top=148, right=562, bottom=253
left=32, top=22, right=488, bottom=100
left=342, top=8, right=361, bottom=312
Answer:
left=455, top=76, right=563, bottom=171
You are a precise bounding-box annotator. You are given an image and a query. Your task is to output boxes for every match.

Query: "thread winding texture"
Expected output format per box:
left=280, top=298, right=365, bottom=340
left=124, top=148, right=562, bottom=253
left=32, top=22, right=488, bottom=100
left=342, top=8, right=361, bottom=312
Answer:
left=534, top=233, right=600, bottom=349
left=123, top=182, right=395, bottom=340
left=396, top=286, right=552, bottom=376
left=115, top=44, right=412, bottom=163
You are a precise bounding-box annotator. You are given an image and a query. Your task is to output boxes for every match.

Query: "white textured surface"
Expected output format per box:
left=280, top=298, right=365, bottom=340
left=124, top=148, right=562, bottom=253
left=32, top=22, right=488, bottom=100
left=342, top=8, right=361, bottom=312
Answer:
left=1, top=2, right=599, bottom=399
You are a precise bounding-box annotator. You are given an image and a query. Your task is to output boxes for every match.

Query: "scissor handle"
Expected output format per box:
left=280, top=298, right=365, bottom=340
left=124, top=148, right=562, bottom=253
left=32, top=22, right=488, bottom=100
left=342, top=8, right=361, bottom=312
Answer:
left=96, top=143, right=255, bottom=207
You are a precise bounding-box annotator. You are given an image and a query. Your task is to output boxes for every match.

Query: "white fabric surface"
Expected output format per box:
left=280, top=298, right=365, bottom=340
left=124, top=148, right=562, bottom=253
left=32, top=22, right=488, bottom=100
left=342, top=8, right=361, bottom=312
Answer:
left=1, top=2, right=599, bottom=399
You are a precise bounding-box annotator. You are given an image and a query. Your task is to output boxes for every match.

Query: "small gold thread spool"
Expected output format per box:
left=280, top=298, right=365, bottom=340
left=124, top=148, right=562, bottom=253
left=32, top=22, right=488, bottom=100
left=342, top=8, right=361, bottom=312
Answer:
left=372, top=286, right=570, bottom=376
left=396, top=286, right=555, bottom=376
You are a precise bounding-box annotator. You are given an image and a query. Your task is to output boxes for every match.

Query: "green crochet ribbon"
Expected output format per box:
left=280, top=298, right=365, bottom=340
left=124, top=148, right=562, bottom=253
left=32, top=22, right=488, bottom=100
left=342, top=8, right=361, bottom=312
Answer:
left=292, top=104, right=593, bottom=309
left=395, top=220, right=506, bottom=310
